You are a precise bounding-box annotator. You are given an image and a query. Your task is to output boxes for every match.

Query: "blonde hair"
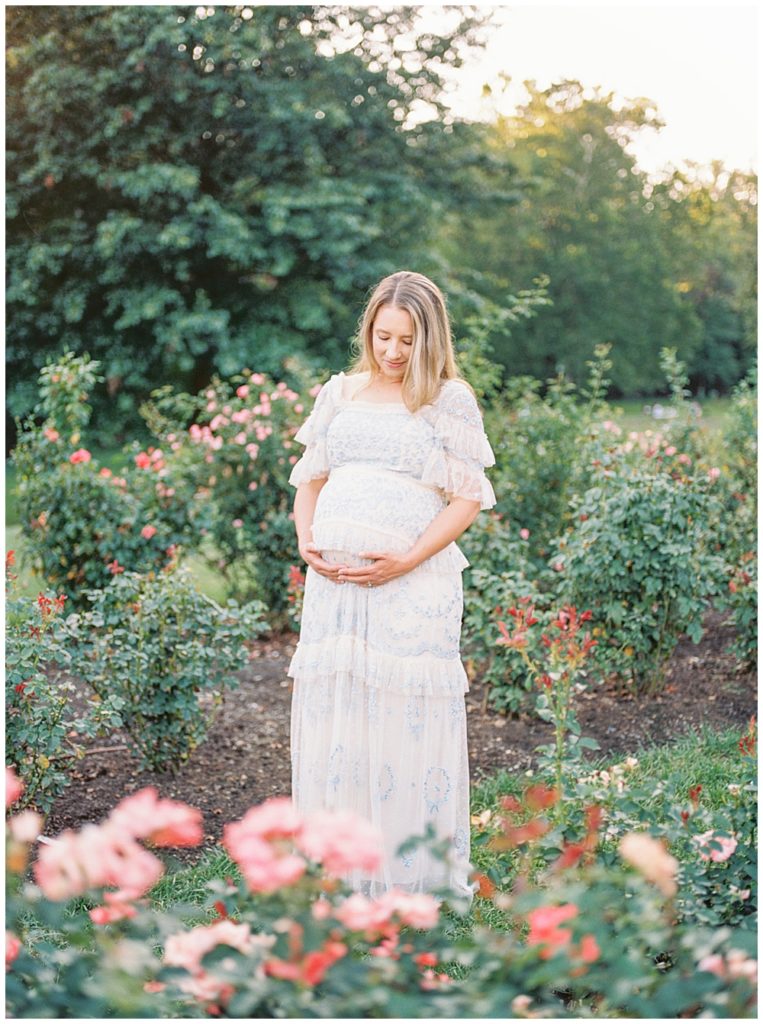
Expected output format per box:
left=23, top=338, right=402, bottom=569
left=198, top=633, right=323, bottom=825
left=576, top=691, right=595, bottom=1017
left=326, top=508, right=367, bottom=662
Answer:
left=346, top=270, right=473, bottom=412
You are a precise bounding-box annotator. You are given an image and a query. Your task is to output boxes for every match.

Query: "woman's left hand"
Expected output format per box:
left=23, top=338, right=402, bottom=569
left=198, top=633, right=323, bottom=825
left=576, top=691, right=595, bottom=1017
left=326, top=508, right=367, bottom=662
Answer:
left=337, top=550, right=415, bottom=587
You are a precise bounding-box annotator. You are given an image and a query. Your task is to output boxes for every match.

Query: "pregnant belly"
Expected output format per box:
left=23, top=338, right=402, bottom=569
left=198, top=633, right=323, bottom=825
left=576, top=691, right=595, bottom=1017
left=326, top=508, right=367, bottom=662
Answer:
left=311, top=464, right=469, bottom=575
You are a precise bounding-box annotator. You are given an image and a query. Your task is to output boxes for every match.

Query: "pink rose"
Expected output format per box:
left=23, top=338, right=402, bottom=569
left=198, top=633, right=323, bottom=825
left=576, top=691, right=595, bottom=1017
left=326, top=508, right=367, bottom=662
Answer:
left=140, top=524, right=157, bottom=539
left=236, top=385, right=249, bottom=398
left=69, top=448, right=92, bottom=464
left=696, top=830, right=737, bottom=862
left=135, top=452, right=151, bottom=469
left=108, top=787, right=204, bottom=848
left=44, top=427, right=60, bottom=442
left=297, top=808, right=383, bottom=876
left=6, top=766, right=23, bottom=808
left=6, top=932, right=21, bottom=971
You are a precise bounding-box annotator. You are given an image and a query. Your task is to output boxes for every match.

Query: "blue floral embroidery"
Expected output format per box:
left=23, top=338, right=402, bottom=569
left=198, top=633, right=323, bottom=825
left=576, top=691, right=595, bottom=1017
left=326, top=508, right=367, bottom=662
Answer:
left=327, top=745, right=344, bottom=792
left=378, top=763, right=395, bottom=802
left=424, top=766, right=451, bottom=813
left=405, top=696, right=425, bottom=739
left=453, top=826, right=469, bottom=858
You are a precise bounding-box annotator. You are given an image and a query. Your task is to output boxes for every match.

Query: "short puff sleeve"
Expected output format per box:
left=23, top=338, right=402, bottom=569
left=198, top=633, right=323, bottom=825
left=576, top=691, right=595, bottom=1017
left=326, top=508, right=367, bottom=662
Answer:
left=288, top=373, right=339, bottom=487
left=421, top=380, right=497, bottom=510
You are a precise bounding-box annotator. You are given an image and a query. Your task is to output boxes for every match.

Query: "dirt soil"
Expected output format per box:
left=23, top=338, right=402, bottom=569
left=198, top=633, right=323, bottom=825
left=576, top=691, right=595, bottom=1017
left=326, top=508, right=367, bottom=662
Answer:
left=42, top=603, right=756, bottom=867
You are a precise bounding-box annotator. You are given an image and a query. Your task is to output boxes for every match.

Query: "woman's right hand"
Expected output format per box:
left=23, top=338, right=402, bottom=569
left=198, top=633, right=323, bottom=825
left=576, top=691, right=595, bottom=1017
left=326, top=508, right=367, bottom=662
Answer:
left=299, top=541, right=348, bottom=583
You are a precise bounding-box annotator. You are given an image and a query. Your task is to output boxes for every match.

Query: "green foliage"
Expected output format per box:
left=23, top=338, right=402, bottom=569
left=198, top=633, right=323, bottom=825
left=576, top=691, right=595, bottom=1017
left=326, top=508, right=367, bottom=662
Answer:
left=6, top=746, right=758, bottom=1019
left=460, top=512, right=553, bottom=713
left=6, top=4, right=505, bottom=438
left=552, top=464, right=724, bottom=695
left=447, top=81, right=704, bottom=393
left=56, top=566, right=267, bottom=772
left=139, top=368, right=309, bottom=622
left=485, top=342, right=615, bottom=560
left=12, top=353, right=208, bottom=609
left=4, top=558, right=122, bottom=811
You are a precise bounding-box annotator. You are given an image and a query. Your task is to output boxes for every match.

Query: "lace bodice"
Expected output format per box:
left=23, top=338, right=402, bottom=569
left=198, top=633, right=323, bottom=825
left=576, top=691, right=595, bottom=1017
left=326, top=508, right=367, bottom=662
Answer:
left=288, top=371, right=497, bottom=509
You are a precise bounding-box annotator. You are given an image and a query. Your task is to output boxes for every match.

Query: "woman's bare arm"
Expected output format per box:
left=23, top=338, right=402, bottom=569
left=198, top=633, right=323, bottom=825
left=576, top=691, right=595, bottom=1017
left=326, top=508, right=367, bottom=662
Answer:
left=293, top=478, right=346, bottom=581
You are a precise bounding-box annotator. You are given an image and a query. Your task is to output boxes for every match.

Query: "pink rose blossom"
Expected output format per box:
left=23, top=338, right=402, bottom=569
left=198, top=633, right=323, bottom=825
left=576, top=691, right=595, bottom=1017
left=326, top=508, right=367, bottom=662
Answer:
left=99, top=467, right=112, bottom=478
left=309, top=384, right=322, bottom=397
left=698, top=953, right=725, bottom=977
left=677, top=453, right=691, bottom=465
left=236, top=385, right=249, bottom=398
left=334, top=893, right=393, bottom=933
left=108, top=787, right=204, bottom=848
left=288, top=455, right=298, bottom=464
left=234, top=432, right=247, bottom=445
left=33, top=822, right=164, bottom=901
left=295, top=403, right=304, bottom=413
left=707, top=467, right=721, bottom=481
left=141, top=525, right=158, bottom=539
left=297, top=808, right=383, bottom=875
left=206, top=401, right=216, bottom=412
left=6, top=766, right=23, bottom=808
left=44, top=427, right=60, bottom=442
left=311, top=897, right=332, bottom=921
left=250, top=373, right=265, bottom=385
left=379, top=889, right=440, bottom=929
left=135, top=452, right=151, bottom=469
left=6, top=932, right=21, bottom=971
left=519, top=528, right=530, bottom=540
left=664, top=445, right=677, bottom=456
left=69, top=448, right=92, bottom=464
left=696, top=830, right=737, bottom=862
left=89, top=893, right=138, bottom=925
left=8, top=809, right=43, bottom=844
left=232, top=519, right=244, bottom=528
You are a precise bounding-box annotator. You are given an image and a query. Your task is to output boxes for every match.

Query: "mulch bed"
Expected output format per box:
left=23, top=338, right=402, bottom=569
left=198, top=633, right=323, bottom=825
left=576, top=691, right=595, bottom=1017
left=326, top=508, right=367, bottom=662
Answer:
left=41, top=603, right=755, bottom=868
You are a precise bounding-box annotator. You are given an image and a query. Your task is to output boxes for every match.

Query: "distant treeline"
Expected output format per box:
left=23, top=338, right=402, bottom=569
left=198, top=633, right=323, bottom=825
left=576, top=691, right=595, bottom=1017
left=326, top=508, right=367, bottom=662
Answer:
left=6, top=6, right=756, bottom=443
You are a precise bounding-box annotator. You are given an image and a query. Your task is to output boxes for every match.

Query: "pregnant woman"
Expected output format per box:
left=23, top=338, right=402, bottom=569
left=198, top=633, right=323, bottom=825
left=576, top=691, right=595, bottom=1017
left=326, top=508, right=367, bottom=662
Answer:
left=287, top=270, right=496, bottom=902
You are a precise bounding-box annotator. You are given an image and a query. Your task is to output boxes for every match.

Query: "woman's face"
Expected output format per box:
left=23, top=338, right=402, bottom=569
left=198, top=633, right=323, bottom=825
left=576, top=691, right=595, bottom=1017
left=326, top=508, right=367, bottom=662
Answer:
left=372, top=305, right=414, bottom=382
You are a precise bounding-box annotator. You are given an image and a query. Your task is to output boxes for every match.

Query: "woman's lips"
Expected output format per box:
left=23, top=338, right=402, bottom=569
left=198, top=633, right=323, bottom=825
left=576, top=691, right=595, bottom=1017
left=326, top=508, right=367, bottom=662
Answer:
left=386, top=360, right=404, bottom=367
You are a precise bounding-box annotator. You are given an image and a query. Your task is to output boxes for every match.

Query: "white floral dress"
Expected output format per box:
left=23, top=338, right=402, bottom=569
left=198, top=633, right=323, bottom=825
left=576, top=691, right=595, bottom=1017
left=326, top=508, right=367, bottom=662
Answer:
left=286, top=370, right=496, bottom=900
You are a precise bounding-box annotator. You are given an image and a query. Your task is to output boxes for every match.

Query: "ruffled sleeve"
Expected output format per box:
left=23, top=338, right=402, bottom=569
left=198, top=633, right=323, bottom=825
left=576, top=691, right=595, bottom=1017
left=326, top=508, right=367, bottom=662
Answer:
left=421, top=380, right=497, bottom=510
left=288, top=373, right=339, bottom=487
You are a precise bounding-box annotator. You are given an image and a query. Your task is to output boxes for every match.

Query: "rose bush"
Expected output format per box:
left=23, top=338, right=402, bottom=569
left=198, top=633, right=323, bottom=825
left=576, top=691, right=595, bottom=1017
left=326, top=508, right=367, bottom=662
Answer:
left=12, top=353, right=208, bottom=609
left=5, top=551, right=123, bottom=810
left=6, top=746, right=757, bottom=1019
left=55, top=563, right=267, bottom=772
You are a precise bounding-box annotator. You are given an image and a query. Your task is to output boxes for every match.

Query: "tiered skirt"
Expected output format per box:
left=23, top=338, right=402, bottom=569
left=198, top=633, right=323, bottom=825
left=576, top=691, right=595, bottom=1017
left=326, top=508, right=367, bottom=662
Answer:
left=287, top=466, right=476, bottom=901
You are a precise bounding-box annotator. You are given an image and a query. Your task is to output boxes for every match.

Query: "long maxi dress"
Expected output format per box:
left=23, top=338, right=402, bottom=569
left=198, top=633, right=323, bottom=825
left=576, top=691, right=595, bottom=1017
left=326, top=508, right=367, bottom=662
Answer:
left=286, top=370, right=497, bottom=900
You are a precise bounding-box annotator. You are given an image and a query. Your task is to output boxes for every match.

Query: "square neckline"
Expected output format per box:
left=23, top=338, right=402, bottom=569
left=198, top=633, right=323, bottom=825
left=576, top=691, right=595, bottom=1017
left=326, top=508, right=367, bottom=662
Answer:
left=340, top=370, right=408, bottom=408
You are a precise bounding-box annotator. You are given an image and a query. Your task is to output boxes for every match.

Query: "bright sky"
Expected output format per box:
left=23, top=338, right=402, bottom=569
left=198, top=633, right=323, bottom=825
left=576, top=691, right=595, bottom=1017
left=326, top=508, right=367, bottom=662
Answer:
left=416, top=2, right=758, bottom=182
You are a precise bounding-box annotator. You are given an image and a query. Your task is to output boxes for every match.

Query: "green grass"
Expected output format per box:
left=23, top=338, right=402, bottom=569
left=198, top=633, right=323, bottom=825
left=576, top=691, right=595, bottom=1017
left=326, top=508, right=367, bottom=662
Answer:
left=611, top=396, right=732, bottom=435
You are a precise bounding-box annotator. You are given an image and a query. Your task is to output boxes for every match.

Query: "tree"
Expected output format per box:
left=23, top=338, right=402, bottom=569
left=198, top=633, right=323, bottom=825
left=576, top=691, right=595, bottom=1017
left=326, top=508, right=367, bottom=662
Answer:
left=6, top=4, right=510, bottom=441
left=441, top=79, right=705, bottom=395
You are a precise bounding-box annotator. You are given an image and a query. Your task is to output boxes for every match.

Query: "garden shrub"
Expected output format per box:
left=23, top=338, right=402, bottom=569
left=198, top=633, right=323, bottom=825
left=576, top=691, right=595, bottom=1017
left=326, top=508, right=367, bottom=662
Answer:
left=6, top=756, right=757, bottom=1019
left=56, top=564, right=268, bottom=772
left=12, top=352, right=208, bottom=609
left=711, top=363, right=757, bottom=668
left=5, top=552, right=123, bottom=811
left=138, top=367, right=312, bottom=624
left=486, top=343, right=615, bottom=560
left=551, top=462, right=725, bottom=695
left=459, top=511, right=555, bottom=713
